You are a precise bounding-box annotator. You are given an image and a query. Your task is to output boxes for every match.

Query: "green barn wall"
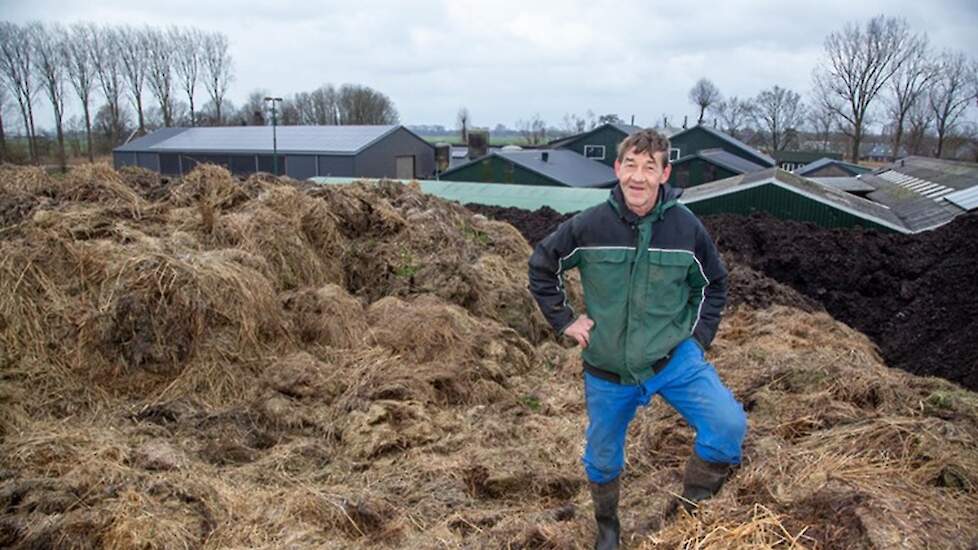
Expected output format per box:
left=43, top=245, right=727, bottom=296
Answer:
left=559, top=126, right=627, bottom=167
left=441, top=156, right=563, bottom=186
left=669, top=158, right=736, bottom=188
left=685, top=183, right=895, bottom=231
left=671, top=127, right=772, bottom=167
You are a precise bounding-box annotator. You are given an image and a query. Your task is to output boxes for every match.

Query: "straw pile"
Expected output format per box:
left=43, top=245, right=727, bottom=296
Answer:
left=1, top=164, right=975, bottom=549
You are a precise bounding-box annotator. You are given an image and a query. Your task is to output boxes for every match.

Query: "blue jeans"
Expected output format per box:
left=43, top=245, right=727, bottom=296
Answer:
left=582, top=338, right=747, bottom=484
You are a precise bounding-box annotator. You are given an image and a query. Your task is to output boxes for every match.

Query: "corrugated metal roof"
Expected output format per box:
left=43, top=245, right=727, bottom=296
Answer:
left=115, top=127, right=194, bottom=152
left=883, top=156, right=978, bottom=190
left=877, top=170, right=956, bottom=199
left=309, top=177, right=609, bottom=213
left=498, top=150, right=617, bottom=188
left=860, top=173, right=962, bottom=232
left=115, top=125, right=402, bottom=155
left=943, top=187, right=978, bottom=211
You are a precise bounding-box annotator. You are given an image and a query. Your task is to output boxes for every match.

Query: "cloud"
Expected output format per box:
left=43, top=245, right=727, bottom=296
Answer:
left=2, top=0, right=976, bottom=129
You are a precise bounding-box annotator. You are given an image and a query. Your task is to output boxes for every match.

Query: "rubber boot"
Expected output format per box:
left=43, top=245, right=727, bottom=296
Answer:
left=664, top=453, right=732, bottom=518
left=589, top=476, right=620, bottom=550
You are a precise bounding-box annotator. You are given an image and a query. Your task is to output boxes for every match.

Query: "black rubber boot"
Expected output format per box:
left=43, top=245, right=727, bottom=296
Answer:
left=664, top=453, right=733, bottom=518
left=589, top=476, right=621, bottom=550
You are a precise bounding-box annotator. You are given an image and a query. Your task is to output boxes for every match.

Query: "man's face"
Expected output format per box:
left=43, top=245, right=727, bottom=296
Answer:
left=614, top=148, right=671, bottom=215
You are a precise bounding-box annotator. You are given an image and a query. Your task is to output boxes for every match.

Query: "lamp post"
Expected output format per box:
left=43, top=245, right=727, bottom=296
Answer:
left=263, top=96, right=283, bottom=175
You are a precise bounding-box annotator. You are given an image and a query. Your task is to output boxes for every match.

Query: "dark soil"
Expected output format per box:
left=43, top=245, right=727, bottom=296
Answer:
left=466, top=204, right=573, bottom=248
left=467, top=204, right=978, bottom=391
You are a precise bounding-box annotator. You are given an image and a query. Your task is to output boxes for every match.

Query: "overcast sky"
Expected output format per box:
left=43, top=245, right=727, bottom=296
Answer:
left=3, top=0, right=977, bottom=131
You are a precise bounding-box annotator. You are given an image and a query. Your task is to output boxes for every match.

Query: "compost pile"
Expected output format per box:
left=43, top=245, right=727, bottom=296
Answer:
left=468, top=203, right=978, bottom=392
left=1, top=165, right=976, bottom=549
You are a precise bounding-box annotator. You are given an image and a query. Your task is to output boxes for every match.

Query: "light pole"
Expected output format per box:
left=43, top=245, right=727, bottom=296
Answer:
left=263, top=96, right=283, bottom=175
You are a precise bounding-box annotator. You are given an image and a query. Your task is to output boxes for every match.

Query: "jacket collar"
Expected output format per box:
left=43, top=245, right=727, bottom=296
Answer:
left=609, top=184, right=684, bottom=224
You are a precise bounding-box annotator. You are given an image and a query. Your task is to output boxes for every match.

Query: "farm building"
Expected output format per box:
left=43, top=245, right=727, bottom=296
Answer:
left=547, top=122, right=641, bottom=167
left=439, top=149, right=617, bottom=188
left=682, top=168, right=911, bottom=233
left=113, top=125, right=435, bottom=180
left=772, top=150, right=842, bottom=172
left=668, top=148, right=766, bottom=188
left=669, top=125, right=775, bottom=169
left=794, top=157, right=872, bottom=178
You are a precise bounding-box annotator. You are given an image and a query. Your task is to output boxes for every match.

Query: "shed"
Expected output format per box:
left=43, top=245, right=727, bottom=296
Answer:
left=548, top=122, right=641, bottom=167
left=668, top=125, right=775, bottom=168
left=682, top=168, right=910, bottom=233
left=113, top=125, right=435, bottom=180
left=668, top=149, right=766, bottom=188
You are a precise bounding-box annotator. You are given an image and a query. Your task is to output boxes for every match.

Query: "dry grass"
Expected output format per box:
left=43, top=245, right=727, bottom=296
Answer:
left=1, top=164, right=977, bottom=549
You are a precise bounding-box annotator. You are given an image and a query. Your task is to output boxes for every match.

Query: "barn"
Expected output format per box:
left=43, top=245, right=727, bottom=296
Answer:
left=113, top=125, right=435, bottom=180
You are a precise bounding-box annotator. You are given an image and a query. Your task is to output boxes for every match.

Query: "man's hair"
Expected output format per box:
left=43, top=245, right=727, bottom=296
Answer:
left=616, top=129, right=671, bottom=166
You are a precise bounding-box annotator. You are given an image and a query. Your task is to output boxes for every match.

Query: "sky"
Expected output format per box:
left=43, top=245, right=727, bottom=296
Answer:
left=3, top=0, right=977, bottom=131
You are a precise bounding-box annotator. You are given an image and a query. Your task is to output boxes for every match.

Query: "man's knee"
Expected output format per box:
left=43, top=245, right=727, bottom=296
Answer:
left=583, top=453, right=622, bottom=484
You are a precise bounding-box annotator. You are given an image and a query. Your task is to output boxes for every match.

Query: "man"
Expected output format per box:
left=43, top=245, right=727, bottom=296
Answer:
left=528, top=129, right=746, bottom=548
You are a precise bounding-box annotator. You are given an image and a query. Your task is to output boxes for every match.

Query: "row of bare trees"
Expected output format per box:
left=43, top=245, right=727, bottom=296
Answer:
left=688, top=80, right=809, bottom=152
left=688, top=16, right=978, bottom=160
left=0, top=20, right=233, bottom=168
left=813, top=15, right=976, bottom=160
left=235, top=84, right=398, bottom=127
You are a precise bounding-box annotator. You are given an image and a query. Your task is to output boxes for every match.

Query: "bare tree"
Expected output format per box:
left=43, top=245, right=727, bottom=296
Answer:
left=0, top=82, right=7, bottom=162
left=561, top=112, right=587, bottom=134
left=144, top=28, right=175, bottom=127
left=905, top=96, right=932, bottom=155
left=517, top=114, right=547, bottom=145
left=65, top=23, right=97, bottom=161
left=0, top=22, right=41, bottom=163
left=929, top=50, right=973, bottom=158
left=201, top=31, right=232, bottom=124
left=885, top=32, right=935, bottom=161
left=337, top=84, right=397, bottom=124
left=117, top=25, right=149, bottom=133
left=710, top=96, right=755, bottom=140
left=457, top=107, right=469, bottom=143
left=233, top=89, right=266, bottom=125
left=310, top=85, right=339, bottom=124
left=33, top=23, right=69, bottom=170
left=754, top=86, right=806, bottom=152
left=278, top=97, right=301, bottom=125
left=806, top=99, right=836, bottom=152
left=813, top=15, right=913, bottom=160
left=688, top=78, right=721, bottom=125
left=172, top=26, right=203, bottom=126
left=90, top=24, right=125, bottom=145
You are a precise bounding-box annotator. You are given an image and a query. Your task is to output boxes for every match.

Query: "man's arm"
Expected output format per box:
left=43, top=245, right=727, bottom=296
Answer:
left=528, top=217, right=581, bottom=335
left=688, top=222, right=728, bottom=350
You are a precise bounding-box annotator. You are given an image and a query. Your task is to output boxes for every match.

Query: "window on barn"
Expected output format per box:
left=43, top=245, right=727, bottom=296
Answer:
left=584, top=145, right=605, bottom=159
left=670, top=148, right=681, bottom=161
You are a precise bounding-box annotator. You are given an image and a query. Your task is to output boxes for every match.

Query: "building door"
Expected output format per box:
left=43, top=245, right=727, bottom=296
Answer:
left=396, top=155, right=415, bottom=179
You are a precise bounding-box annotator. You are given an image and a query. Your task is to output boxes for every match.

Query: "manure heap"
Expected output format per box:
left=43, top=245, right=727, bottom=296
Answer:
left=1, top=165, right=976, bottom=549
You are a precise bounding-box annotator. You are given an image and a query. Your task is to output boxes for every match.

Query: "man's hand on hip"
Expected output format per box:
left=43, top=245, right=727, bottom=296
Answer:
left=563, top=314, right=595, bottom=348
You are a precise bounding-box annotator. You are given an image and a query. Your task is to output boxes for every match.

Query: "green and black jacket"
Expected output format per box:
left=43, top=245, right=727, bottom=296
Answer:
left=528, top=184, right=727, bottom=385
